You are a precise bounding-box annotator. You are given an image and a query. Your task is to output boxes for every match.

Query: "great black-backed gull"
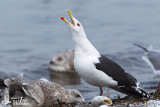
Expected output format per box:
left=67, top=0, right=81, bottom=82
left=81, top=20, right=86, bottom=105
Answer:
left=91, top=96, right=112, bottom=107
left=134, top=43, right=160, bottom=89
left=49, top=49, right=75, bottom=72
left=1, top=74, right=85, bottom=106
left=61, top=10, right=149, bottom=98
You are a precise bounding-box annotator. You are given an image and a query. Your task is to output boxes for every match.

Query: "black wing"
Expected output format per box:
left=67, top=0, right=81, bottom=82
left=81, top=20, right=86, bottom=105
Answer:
left=95, top=55, right=137, bottom=87
left=94, top=55, right=150, bottom=98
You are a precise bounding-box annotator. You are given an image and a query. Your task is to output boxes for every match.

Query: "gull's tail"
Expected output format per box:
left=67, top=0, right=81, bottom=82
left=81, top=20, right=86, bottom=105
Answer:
left=111, top=86, right=150, bottom=99
left=134, top=43, right=148, bottom=52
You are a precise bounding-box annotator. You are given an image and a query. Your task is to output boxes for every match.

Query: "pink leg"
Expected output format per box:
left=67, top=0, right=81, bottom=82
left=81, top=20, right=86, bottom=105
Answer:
left=107, top=88, right=110, bottom=98
left=156, top=82, right=159, bottom=90
left=99, top=87, right=103, bottom=96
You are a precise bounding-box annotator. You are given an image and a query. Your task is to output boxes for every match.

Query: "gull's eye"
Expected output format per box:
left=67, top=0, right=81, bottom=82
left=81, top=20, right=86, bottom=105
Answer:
left=76, top=94, right=81, bottom=97
left=57, top=57, right=63, bottom=61
left=77, top=23, right=80, bottom=26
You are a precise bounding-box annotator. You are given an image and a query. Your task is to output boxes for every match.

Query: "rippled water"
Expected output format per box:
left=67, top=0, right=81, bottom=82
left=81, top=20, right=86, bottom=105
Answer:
left=0, top=0, right=160, bottom=102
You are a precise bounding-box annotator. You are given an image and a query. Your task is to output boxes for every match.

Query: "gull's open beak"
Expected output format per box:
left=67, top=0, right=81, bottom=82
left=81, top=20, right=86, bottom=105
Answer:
left=101, top=98, right=112, bottom=106
left=61, top=10, right=75, bottom=26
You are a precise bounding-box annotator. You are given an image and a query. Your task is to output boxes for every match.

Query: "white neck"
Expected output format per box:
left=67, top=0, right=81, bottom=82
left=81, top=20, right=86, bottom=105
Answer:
left=72, top=32, right=100, bottom=57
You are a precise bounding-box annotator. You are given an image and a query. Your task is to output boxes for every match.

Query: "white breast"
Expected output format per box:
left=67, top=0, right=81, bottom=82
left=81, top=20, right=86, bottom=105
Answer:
left=74, top=51, right=117, bottom=87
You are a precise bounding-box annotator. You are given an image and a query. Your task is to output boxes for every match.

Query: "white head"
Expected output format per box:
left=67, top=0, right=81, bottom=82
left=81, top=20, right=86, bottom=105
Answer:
left=61, top=10, right=85, bottom=37
left=61, top=10, right=88, bottom=46
left=61, top=10, right=100, bottom=56
left=91, top=96, right=112, bottom=107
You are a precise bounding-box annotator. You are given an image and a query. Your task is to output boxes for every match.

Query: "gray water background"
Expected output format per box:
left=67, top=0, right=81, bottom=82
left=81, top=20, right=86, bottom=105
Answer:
left=0, top=0, right=160, bottom=102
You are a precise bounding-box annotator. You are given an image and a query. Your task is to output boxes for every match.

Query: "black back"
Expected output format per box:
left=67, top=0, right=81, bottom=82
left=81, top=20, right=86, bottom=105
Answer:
left=95, top=55, right=137, bottom=87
